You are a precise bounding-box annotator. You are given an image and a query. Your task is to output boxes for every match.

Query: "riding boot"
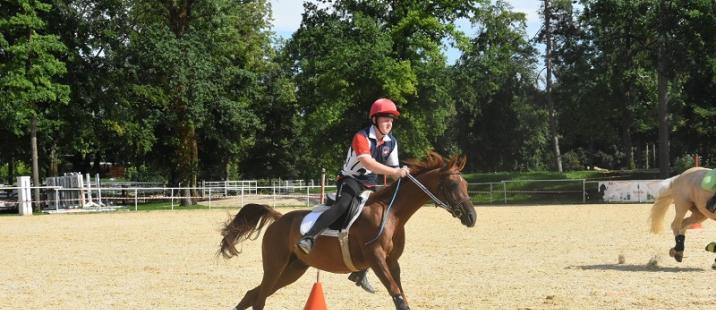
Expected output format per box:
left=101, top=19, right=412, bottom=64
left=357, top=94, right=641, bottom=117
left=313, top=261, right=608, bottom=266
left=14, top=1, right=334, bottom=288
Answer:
left=297, top=225, right=323, bottom=254
left=348, top=270, right=376, bottom=294
left=707, top=194, right=716, bottom=213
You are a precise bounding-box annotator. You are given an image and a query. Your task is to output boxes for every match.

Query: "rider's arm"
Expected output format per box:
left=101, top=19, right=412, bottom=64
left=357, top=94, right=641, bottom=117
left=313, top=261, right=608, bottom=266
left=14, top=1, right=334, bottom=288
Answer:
left=358, top=156, right=409, bottom=179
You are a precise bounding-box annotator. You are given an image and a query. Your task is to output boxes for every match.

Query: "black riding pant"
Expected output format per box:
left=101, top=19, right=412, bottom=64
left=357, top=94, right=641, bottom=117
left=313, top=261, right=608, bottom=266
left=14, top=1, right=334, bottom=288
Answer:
left=305, top=177, right=365, bottom=236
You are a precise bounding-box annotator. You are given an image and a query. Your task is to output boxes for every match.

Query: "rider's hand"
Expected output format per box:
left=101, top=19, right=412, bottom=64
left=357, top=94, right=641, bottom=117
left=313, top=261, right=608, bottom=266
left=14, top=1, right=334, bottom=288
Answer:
left=393, top=166, right=410, bottom=178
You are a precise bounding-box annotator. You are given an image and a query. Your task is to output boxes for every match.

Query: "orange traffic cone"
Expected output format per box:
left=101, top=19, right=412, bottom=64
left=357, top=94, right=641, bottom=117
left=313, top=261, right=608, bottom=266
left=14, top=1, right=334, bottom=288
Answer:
left=304, top=281, right=328, bottom=310
left=689, top=222, right=703, bottom=229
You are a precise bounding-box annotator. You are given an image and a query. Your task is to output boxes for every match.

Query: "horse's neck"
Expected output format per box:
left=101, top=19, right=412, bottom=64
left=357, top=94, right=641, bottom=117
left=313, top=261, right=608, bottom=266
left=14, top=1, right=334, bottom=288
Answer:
left=391, top=172, right=436, bottom=226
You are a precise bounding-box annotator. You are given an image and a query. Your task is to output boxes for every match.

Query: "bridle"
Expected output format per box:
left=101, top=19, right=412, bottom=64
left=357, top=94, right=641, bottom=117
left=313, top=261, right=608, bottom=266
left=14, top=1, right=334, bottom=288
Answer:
left=407, top=172, right=470, bottom=219
left=365, top=171, right=470, bottom=245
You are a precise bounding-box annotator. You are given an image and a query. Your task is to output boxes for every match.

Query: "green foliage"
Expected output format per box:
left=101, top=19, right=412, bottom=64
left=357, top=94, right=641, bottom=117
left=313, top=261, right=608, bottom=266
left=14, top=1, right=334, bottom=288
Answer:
left=673, top=154, right=696, bottom=173
left=125, top=164, right=165, bottom=183
left=452, top=0, right=544, bottom=171
left=0, top=0, right=70, bottom=126
left=284, top=1, right=481, bottom=175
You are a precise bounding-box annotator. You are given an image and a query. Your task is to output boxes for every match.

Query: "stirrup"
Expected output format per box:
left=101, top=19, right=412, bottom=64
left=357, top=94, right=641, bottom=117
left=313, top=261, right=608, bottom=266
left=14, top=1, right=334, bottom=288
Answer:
left=348, top=271, right=376, bottom=294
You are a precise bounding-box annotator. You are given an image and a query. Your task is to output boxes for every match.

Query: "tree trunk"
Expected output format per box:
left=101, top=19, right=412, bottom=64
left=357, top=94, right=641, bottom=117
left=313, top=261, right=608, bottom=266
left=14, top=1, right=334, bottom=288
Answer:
left=657, top=48, right=670, bottom=178
left=31, top=115, right=41, bottom=212
left=178, top=119, right=198, bottom=206
left=622, top=126, right=634, bottom=169
left=544, top=0, right=563, bottom=172
left=93, top=152, right=102, bottom=176
left=8, top=157, right=14, bottom=185
left=49, top=144, right=59, bottom=177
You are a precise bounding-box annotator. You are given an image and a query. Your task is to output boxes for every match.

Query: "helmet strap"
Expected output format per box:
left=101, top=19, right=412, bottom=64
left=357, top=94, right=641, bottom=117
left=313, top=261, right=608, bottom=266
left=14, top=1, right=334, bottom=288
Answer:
left=372, top=117, right=389, bottom=136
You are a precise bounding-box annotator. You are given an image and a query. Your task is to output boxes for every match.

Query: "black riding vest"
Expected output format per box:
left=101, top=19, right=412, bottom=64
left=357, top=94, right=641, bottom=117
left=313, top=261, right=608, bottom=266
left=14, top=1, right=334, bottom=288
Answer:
left=353, top=127, right=398, bottom=187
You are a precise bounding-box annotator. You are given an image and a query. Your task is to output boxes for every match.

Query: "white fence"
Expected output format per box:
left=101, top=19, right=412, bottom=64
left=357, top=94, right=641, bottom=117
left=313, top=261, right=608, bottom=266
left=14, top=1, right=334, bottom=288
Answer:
left=465, top=179, right=656, bottom=204
left=0, top=176, right=335, bottom=213
left=0, top=176, right=666, bottom=214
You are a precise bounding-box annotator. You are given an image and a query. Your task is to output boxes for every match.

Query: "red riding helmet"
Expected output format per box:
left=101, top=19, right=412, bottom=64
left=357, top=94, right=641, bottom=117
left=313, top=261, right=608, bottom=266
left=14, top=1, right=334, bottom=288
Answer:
left=369, top=98, right=400, bottom=119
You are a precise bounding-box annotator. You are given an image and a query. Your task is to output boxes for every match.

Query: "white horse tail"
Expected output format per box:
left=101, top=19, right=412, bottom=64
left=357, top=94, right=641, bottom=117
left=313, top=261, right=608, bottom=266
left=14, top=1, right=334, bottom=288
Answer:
left=649, top=176, right=676, bottom=234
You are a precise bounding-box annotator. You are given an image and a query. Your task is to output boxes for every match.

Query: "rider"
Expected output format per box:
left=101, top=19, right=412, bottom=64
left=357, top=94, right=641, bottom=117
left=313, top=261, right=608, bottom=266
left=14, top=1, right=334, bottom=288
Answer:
left=296, top=97, right=410, bottom=293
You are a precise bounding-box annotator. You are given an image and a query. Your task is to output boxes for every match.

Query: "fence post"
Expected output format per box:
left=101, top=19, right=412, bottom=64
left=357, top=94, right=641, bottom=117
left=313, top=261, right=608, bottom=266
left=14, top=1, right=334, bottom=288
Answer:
left=18, top=176, right=32, bottom=216
left=134, top=188, right=138, bottom=211
left=77, top=173, right=85, bottom=208
left=85, top=173, right=94, bottom=206
left=54, top=188, right=59, bottom=211
left=582, top=179, right=586, bottom=203
left=503, top=181, right=507, bottom=204
left=96, top=173, right=103, bottom=206
left=320, top=168, right=325, bottom=205
left=171, top=188, right=174, bottom=210
left=489, top=183, right=493, bottom=203
left=306, top=185, right=309, bottom=207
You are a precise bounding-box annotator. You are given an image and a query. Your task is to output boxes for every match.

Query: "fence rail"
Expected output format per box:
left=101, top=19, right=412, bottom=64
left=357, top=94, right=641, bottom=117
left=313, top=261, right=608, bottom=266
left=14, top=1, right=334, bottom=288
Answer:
left=1, top=176, right=658, bottom=214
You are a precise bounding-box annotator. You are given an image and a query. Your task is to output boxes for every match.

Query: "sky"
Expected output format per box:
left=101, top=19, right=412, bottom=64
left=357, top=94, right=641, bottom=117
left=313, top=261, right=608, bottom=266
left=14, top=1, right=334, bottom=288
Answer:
left=269, top=0, right=545, bottom=63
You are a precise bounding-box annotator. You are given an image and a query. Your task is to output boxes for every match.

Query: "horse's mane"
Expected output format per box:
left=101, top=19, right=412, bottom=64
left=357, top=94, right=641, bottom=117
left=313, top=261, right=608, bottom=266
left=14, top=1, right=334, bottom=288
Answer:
left=367, top=151, right=464, bottom=204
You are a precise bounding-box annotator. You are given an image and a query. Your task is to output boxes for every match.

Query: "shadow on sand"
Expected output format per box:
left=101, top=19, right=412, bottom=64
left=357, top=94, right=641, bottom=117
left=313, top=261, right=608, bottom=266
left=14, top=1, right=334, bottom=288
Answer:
left=569, top=264, right=704, bottom=273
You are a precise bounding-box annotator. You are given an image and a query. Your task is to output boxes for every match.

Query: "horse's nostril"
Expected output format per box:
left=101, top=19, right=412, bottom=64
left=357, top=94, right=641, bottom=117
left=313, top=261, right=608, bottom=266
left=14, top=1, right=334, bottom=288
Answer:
left=466, top=213, right=475, bottom=226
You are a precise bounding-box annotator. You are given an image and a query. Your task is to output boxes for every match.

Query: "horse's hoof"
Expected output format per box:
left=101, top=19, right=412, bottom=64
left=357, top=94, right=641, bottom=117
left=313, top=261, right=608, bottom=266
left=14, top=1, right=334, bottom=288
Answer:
left=669, top=248, right=683, bottom=262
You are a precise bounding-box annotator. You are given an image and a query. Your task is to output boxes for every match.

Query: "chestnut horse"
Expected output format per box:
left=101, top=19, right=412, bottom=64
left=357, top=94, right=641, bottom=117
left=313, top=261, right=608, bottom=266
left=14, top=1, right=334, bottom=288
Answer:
left=219, top=152, right=476, bottom=310
left=649, top=167, right=715, bottom=262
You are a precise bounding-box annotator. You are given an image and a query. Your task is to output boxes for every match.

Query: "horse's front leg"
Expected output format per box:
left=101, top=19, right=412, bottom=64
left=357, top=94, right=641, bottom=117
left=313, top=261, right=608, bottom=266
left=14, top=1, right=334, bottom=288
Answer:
left=669, top=202, right=690, bottom=262
left=388, top=259, right=408, bottom=305
left=368, top=250, right=410, bottom=310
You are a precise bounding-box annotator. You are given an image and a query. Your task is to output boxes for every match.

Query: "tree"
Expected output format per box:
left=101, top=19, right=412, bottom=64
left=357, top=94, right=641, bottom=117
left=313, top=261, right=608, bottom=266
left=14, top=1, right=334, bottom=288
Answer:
left=0, top=0, right=70, bottom=210
left=452, top=0, right=544, bottom=171
left=122, top=0, right=274, bottom=202
left=285, top=0, right=480, bottom=174
left=540, top=0, right=564, bottom=172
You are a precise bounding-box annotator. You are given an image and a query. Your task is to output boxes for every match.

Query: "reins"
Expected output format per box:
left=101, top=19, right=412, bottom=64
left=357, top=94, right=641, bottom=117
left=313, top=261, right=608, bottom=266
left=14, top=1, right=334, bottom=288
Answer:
left=365, top=178, right=402, bottom=245
left=365, top=172, right=457, bottom=245
left=406, top=173, right=450, bottom=211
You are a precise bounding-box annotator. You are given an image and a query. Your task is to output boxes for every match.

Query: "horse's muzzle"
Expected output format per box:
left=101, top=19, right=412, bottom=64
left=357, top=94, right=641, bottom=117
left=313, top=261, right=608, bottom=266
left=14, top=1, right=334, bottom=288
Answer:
left=461, top=209, right=476, bottom=227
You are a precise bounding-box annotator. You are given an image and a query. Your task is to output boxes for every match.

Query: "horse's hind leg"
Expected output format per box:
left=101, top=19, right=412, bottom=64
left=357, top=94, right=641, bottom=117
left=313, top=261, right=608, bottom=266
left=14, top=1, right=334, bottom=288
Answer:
left=682, top=209, right=707, bottom=229
left=235, top=223, right=297, bottom=309
left=235, top=288, right=258, bottom=310
left=235, top=255, right=308, bottom=309
left=669, top=201, right=692, bottom=262
left=267, top=255, right=309, bottom=295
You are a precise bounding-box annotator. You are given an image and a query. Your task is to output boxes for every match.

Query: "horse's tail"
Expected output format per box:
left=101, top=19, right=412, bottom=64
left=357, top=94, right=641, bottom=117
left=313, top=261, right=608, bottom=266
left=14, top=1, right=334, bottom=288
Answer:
left=219, top=204, right=282, bottom=259
left=649, top=176, right=676, bottom=234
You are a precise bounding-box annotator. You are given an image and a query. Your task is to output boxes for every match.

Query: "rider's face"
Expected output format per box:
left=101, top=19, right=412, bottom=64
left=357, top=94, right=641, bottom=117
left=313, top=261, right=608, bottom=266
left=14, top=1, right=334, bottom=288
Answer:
left=375, top=116, right=394, bottom=135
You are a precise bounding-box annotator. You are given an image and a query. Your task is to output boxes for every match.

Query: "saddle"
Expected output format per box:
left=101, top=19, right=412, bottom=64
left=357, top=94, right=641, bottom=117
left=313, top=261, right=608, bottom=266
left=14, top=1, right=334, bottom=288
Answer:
left=299, top=190, right=372, bottom=271
left=300, top=190, right=372, bottom=237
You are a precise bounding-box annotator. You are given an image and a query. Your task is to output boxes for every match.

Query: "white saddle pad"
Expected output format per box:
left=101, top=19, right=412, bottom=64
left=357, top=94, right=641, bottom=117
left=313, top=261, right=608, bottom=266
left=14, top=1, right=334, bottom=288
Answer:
left=300, top=190, right=372, bottom=237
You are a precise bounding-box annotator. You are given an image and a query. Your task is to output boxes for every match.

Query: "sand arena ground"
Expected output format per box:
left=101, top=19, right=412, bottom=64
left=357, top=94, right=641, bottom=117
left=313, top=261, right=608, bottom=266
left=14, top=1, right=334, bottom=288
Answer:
left=1, top=204, right=716, bottom=309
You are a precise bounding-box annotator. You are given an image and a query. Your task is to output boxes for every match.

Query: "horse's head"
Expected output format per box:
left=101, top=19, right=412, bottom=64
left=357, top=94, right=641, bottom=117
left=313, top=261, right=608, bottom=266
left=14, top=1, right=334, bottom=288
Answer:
left=436, top=155, right=476, bottom=227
